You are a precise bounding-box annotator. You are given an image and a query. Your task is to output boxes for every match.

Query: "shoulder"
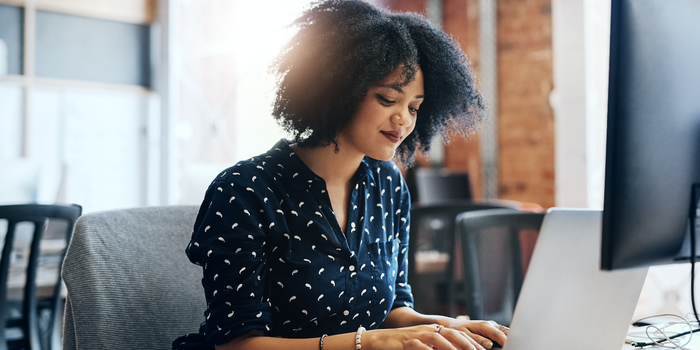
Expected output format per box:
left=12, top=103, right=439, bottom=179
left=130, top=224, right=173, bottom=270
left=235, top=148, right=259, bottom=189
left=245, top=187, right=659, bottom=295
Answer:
left=202, top=143, right=296, bottom=205
left=214, top=143, right=293, bottom=188
left=216, top=156, right=267, bottom=182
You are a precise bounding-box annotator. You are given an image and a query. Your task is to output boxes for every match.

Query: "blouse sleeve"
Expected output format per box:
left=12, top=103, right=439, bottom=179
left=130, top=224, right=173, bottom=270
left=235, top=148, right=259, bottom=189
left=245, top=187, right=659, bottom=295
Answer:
left=186, top=170, right=273, bottom=345
left=391, top=174, right=414, bottom=310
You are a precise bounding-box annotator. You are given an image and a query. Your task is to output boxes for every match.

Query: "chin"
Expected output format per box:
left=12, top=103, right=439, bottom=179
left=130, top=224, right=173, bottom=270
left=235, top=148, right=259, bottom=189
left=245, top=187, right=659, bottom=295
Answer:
left=368, top=150, right=396, bottom=162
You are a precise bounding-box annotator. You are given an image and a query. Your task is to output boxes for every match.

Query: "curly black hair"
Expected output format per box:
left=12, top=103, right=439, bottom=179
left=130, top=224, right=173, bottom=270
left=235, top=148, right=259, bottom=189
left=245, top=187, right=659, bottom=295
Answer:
left=271, top=0, right=484, bottom=163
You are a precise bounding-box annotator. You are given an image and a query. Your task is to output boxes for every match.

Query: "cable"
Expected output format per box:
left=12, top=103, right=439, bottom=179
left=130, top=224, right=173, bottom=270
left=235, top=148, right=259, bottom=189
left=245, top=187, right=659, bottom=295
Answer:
left=689, top=184, right=700, bottom=326
left=627, top=185, right=700, bottom=349
left=631, top=324, right=699, bottom=348
left=628, top=315, right=698, bottom=349
left=632, top=314, right=687, bottom=326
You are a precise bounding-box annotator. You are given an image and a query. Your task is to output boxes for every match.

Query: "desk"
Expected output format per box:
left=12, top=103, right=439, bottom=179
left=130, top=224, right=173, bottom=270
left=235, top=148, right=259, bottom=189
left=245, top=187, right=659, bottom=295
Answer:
left=6, top=240, right=67, bottom=301
left=622, top=324, right=700, bottom=349
left=622, top=338, right=700, bottom=349
left=7, top=263, right=64, bottom=300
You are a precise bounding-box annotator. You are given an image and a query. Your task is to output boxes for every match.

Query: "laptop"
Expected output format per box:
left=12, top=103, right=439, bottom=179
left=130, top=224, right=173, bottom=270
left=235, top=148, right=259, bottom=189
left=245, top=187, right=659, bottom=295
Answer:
left=502, top=208, right=648, bottom=350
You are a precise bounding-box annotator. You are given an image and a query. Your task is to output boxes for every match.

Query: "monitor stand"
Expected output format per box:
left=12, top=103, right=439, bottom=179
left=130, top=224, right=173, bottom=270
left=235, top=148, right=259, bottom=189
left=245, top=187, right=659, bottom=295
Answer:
left=675, top=183, right=700, bottom=261
left=503, top=209, right=648, bottom=350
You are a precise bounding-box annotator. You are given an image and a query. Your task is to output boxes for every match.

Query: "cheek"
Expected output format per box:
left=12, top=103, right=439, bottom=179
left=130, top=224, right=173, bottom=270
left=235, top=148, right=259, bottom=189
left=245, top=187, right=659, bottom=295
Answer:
left=406, top=119, right=417, bottom=134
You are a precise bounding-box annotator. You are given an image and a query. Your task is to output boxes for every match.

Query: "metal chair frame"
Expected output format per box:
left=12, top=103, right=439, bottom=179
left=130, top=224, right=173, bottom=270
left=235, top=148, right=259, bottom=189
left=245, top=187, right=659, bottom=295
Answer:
left=407, top=201, right=518, bottom=315
left=451, top=209, right=545, bottom=325
left=0, top=204, right=81, bottom=350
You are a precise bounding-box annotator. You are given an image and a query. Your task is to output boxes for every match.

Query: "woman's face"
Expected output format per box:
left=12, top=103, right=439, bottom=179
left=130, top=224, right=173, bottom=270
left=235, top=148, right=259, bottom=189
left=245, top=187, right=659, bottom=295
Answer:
left=337, top=67, right=425, bottom=161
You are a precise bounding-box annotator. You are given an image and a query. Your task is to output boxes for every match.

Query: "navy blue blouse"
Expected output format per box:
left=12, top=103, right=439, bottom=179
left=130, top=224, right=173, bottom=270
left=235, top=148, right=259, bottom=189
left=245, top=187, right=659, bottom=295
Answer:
left=174, top=139, right=414, bottom=348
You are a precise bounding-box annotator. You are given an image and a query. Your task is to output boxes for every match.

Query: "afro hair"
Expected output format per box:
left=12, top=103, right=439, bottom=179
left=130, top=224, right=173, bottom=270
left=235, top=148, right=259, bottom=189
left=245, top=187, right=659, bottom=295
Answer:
left=271, top=0, right=484, bottom=163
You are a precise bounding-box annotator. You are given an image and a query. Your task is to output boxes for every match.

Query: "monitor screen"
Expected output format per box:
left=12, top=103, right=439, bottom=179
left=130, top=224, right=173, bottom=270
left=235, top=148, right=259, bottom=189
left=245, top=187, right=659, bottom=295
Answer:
left=601, top=0, right=700, bottom=270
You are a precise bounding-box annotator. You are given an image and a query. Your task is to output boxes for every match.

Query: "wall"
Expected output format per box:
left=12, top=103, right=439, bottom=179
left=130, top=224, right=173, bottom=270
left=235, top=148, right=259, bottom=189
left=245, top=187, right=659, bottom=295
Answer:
left=496, top=0, right=554, bottom=208
left=442, top=0, right=483, bottom=199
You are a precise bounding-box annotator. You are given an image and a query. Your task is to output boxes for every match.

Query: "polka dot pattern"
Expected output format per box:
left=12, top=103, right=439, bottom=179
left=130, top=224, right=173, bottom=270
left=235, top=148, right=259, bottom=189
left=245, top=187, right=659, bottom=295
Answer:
left=179, top=140, right=413, bottom=347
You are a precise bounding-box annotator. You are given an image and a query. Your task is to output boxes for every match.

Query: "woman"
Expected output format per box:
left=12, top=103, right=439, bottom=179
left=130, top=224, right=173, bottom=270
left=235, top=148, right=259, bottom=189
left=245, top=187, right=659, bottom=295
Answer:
left=174, top=1, right=507, bottom=349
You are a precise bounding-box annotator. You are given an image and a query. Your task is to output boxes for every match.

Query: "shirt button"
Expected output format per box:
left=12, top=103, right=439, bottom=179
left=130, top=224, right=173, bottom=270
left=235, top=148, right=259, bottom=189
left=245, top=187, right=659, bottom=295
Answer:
left=349, top=265, right=356, bottom=271
left=343, top=310, right=349, bottom=316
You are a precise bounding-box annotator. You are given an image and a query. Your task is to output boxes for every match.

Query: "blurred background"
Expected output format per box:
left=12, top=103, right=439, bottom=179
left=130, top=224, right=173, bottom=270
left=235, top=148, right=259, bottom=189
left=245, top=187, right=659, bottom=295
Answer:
left=0, top=0, right=692, bottom=327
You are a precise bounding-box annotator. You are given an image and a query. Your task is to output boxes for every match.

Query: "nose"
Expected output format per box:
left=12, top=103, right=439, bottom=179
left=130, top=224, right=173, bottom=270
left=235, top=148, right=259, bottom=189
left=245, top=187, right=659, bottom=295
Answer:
left=391, top=110, right=412, bottom=127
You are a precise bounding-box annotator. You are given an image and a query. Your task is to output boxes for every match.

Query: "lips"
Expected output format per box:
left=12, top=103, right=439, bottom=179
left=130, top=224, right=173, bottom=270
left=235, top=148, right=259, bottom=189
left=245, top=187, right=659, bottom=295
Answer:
left=381, top=130, right=402, bottom=143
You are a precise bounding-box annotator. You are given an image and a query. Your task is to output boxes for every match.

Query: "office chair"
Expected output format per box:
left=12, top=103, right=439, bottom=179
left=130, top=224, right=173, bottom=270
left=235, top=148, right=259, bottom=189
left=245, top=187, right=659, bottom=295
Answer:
left=0, top=204, right=82, bottom=350
left=61, top=205, right=205, bottom=350
left=412, top=168, right=473, bottom=205
left=407, top=201, right=518, bottom=315
left=452, top=209, right=545, bottom=326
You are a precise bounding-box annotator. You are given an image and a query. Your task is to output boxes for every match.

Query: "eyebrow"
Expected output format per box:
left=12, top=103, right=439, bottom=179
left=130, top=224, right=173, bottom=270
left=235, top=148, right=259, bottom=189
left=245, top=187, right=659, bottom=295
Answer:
left=383, top=83, right=404, bottom=93
left=379, top=83, right=425, bottom=99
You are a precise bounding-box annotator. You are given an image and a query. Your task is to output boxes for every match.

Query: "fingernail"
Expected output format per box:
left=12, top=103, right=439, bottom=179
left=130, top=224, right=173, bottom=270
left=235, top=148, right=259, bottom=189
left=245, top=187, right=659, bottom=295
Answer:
left=484, top=340, right=493, bottom=349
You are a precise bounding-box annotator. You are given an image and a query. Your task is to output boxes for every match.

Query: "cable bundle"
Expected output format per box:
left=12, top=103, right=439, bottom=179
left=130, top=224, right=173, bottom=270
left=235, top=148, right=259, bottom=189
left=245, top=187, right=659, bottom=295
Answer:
left=627, top=314, right=700, bottom=349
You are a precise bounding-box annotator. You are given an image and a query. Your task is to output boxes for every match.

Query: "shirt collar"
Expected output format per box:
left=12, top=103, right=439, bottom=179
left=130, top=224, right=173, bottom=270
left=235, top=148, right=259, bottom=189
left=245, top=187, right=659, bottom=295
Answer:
left=268, top=139, right=373, bottom=190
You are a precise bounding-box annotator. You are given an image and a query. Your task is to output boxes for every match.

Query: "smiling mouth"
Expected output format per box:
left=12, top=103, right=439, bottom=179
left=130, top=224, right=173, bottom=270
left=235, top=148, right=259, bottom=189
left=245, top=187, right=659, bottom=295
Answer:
left=381, top=131, right=402, bottom=143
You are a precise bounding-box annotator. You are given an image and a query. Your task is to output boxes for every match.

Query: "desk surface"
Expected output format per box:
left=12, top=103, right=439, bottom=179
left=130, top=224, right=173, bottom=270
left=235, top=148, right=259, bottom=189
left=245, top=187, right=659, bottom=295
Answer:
left=7, top=256, right=64, bottom=300
left=622, top=324, right=700, bottom=349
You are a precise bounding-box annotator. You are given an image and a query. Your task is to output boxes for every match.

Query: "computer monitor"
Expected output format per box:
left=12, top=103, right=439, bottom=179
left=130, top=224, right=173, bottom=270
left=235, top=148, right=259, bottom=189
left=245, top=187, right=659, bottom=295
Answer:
left=601, top=0, right=700, bottom=271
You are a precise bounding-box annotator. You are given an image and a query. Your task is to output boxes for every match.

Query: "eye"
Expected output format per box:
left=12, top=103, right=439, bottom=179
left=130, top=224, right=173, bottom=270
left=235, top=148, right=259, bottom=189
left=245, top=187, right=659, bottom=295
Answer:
left=376, top=94, right=395, bottom=105
left=409, top=107, right=419, bottom=114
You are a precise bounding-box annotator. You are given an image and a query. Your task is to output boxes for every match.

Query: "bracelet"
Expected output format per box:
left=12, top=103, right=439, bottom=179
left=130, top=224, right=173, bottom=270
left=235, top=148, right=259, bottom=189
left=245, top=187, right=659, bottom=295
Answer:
left=319, top=334, right=328, bottom=350
left=355, top=326, right=365, bottom=350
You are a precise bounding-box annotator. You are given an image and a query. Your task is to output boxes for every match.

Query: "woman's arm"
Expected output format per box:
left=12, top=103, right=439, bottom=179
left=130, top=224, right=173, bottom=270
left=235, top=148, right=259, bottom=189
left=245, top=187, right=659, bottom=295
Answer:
left=215, top=330, right=354, bottom=350
left=382, top=307, right=507, bottom=349
left=216, top=325, right=489, bottom=350
left=381, top=306, right=446, bottom=328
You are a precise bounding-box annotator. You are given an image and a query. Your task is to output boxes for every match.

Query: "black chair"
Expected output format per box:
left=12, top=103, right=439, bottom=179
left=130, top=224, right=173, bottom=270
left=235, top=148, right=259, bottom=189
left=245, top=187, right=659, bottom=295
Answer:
left=412, top=168, right=473, bottom=204
left=407, top=201, right=518, bottom=315
left=0, top=204, right=82, bottom=350
left=451, top=209, right=545, bottom=326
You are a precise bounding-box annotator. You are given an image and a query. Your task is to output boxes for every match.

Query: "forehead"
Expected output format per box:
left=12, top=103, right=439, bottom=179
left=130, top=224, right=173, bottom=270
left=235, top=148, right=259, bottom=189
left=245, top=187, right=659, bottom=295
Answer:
left=375, top=66, right=424, bottom=93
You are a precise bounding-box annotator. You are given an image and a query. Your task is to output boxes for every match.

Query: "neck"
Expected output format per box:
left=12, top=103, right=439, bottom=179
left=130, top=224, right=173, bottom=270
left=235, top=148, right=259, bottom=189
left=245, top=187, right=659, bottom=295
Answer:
left=291, top=142, right=364, bottom=186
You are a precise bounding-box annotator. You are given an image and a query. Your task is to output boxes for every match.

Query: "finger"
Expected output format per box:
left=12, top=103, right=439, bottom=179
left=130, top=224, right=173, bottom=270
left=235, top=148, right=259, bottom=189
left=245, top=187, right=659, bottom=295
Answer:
left=427, top=332, right=463, bottom=350
left=437, top=327, right=483, bottom=350
left=485, top=331, right=506, bottom=346
left=406, top=338, right=438, bottom=350
left=462, top=333, right=487, bottom=350
left=460, top=322, right=506, bottom=348
left=460, top=331, right=495, bottom=350
left=484, top=322, right=508, bottom=345
left=496, top=324, right=509, bottom=336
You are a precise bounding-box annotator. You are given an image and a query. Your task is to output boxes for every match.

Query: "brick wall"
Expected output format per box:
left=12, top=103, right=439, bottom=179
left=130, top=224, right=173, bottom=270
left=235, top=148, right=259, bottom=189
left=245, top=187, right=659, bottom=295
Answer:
left=496, top=0, right=554, bottom=208
left=442, top=0, right=483, bottom=199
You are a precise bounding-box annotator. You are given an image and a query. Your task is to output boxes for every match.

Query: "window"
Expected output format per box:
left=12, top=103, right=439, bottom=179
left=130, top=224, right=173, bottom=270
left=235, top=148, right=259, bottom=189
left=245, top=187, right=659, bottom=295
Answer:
left=0, top=0, right=156, bottom=212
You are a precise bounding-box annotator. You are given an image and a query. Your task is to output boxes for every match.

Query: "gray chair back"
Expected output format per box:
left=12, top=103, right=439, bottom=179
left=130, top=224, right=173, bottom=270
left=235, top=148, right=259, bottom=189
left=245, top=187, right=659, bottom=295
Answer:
left=453, top=209, right=545, bottom=326
left=61, top=206, right=205, bottom=350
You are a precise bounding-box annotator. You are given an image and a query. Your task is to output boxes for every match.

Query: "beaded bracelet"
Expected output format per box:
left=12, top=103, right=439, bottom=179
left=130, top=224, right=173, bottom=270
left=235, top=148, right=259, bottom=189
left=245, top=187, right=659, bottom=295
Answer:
left=355, top=326, right=366, bottom=350
left=319, top=334, right=328, bottom=350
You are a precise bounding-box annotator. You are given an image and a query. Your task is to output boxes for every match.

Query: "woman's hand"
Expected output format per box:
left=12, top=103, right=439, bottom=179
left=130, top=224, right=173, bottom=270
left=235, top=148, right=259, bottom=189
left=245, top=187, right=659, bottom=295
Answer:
left=362, top=324, right=492, bottom=350
left=381, top=307, right=508, bottom=349
left=439, top=319, right=508, bottom=349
